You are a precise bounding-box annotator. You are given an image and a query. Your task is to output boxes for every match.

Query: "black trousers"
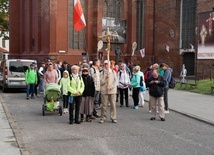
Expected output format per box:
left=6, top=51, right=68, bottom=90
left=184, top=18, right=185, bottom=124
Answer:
left=63, top=95, right=69, bottom=108
left=119, top=88, right=129, bottom=106
left=69, top=96, right=82, bottom=123
left=132, top=87, right=140, bottom=106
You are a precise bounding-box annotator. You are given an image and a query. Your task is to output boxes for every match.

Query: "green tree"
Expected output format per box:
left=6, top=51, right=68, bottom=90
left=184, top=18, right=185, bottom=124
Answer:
left=0, top=0, right=9, bottom=39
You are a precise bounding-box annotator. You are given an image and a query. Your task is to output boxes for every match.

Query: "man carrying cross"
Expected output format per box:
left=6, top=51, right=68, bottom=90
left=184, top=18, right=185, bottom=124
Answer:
left=99, top=60, right=118, bottom=123
left=99, top=27, right=118, bottom=124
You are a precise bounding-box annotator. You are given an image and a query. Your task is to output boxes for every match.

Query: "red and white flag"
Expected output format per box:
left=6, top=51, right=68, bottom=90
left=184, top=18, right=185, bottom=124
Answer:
left=73, top=0, right=86, bottom=31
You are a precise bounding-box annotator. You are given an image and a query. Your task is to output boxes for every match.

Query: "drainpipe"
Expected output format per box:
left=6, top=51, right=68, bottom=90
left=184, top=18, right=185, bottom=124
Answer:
left=152, top=0, right=156, bottom=64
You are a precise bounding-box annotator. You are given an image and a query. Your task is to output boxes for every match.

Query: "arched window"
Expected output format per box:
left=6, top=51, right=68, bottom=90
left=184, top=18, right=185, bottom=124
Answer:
left=103, top=0, right=126, bottom=45
left=180, top=0, right=196, bottom=49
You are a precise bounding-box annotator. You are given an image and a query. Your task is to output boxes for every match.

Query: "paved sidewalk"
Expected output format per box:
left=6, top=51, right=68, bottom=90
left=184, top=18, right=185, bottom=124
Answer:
left=0, top=97, right=21, bottom=155
left=143, top=89, right=214, bottom=125
left=0, top=89, right=213, bottom=155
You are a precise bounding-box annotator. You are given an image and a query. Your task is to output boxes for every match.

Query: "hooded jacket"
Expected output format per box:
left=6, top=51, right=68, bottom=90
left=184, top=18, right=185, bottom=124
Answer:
left=59, top=70, right=70, bottom=95
left=130, top=71, right=142, bottom=88
left=25, top=69, right=38, bottom=84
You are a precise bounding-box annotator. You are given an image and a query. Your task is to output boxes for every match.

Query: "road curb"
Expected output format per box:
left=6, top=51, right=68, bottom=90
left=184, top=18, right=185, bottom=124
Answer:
left=0, top=94, right=31, bottom=155
left=169, top=109, right=214, bottom=126
left=144, top=99, right=214, bottom=126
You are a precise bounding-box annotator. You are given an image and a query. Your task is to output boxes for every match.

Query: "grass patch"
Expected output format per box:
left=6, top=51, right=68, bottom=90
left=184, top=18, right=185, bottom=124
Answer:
left=175, top=79, right=214, bottom=95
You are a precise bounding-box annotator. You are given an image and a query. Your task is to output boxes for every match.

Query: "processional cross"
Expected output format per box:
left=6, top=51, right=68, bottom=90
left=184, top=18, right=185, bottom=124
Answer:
left=99, top=27, right=118, bottom=91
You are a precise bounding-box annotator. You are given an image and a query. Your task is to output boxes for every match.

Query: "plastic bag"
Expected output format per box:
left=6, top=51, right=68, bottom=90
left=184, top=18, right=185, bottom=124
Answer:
left=68, top=96, right=73, bottom=104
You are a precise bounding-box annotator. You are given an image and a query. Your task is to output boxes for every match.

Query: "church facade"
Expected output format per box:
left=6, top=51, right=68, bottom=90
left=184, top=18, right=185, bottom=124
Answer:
left=9, top=0, right=214, bottom=77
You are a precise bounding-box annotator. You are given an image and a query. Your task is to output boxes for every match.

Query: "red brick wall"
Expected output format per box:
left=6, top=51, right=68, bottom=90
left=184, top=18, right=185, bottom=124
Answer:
left=9, top=0, right=213, bottom=78
left=153, top=0, right=182, bottom=76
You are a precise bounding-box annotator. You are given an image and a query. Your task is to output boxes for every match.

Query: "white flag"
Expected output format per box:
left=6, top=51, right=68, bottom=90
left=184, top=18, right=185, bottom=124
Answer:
left=190, top=44, right=194, bottom=52
left=132, top=50, right=135, bottom=56
left=166, top=44, right=170, bottom=52
left=139, top=48, right=145, bottom=58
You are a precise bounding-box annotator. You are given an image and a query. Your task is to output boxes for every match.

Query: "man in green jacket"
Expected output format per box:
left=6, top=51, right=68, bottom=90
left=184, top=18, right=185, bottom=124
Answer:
left=25, top=64, right=38, bottom=99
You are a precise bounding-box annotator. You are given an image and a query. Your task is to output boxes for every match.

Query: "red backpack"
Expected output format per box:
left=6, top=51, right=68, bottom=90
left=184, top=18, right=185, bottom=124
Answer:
left=144, top=70, right=149, bottom=82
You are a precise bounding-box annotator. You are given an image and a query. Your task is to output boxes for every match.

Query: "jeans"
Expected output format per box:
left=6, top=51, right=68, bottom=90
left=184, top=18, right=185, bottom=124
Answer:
left=164, top=88, right=169, bottom=110
left=93, top=91, right=100, bottom=115
left=26, top=84, right=35, bottom=98
left=39, top=78, right=44, bottom=93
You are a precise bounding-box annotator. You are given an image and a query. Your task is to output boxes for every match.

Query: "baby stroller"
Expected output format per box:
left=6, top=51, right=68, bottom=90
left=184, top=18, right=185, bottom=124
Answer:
left=42, top=83, right=62, bottom=116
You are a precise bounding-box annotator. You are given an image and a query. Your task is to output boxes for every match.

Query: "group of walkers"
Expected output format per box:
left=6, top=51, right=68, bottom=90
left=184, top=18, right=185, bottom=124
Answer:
left=25, top=58, right=172, bottom=124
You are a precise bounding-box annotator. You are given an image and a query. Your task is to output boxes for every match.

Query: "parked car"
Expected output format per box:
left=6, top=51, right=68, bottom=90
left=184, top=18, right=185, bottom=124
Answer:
left=0, top=59, right=36, bottom=92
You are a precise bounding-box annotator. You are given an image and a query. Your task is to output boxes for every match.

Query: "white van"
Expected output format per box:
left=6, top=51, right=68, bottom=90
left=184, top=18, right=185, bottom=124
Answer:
left=0, top=59, right=37, bottom=92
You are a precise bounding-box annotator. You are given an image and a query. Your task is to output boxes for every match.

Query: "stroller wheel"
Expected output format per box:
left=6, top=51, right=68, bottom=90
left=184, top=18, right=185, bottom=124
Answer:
left=59, top=106, right=62, bottom=116
left=42, top=105, right=45, bottom=116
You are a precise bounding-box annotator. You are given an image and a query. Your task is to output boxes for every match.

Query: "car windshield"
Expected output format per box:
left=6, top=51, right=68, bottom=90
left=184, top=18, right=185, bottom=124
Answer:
left=9, top=62, right=32, bottom=73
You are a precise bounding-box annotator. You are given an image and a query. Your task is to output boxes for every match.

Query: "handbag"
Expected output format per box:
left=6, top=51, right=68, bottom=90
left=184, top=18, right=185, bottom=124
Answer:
left=140, top=85, right=146, bottom=92
left=68, top=96, right=73, bottom=104
left=140, top=81, right=146, bottom=92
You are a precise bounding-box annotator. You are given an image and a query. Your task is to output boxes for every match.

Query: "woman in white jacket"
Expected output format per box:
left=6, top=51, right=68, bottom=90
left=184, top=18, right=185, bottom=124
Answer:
left=117, top=63, right=130, bottom=107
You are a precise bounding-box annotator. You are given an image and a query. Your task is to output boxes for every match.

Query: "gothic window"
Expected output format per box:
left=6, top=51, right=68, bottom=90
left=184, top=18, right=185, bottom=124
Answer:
left=68, top=0, right=86, bottom=50
left=103, top=0, right=125, bottom=46
left=136, top=0, right=144, bottom=50
left=181, top=0, right=196, bottom=49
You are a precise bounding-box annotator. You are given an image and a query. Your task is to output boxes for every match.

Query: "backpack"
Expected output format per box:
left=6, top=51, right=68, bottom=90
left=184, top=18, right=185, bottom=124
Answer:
left=169, top=76, right=175, bottom=88
left=119, top=69, right=131, bottom=79
left=70, top=74, right=81, bottom=81
left=140, top=76, right=144, bottom=86
left=144, top=70, right=149, bottom=82
left=90, top=67, right=96, bottom=74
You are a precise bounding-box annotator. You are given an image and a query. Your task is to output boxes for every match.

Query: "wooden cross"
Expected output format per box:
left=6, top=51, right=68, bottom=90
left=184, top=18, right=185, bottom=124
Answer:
left=99, top=27, right=118, bottom=65
left=99, top=27, right=118, bottom=91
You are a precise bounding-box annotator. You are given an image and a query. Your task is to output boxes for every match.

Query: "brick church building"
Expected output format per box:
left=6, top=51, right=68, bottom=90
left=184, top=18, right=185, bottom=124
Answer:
left=9, top=0, right=214, bottom=77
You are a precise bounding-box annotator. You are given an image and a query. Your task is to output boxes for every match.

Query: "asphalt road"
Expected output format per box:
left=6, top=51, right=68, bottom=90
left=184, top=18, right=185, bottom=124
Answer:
left=2, top=90, right=214, bottom=155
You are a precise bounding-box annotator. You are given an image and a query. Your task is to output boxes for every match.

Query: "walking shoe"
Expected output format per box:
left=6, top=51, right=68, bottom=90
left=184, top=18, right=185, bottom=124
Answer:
left=63, top=109, right=66, bottom=114
left=112, top=119, right=117, bottom=123
left=69, top=121, right=73, bottom=125
left=66, top=108, right=69, bottom=113
left=74, top=121, right=81, bottom=124
left=100, top=119, right=105, bottom=123
left=165, top=110, right=169, bottom=114
left=26, top=97, right=29, bottom=100
left=126, top=105, right=129, bottom=107
left=93, top=114, right=100, bottom=118
left=160, top=117, right=165, bottom=121
left=149, top=110, right=151, bottom=113
left=86, top=118, right=92, bottom=122
left=133, top=106, right=138, bottom=109
left=150, top=117, right=156, bottom=120
left=89, top=115, right=96, bottom=119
